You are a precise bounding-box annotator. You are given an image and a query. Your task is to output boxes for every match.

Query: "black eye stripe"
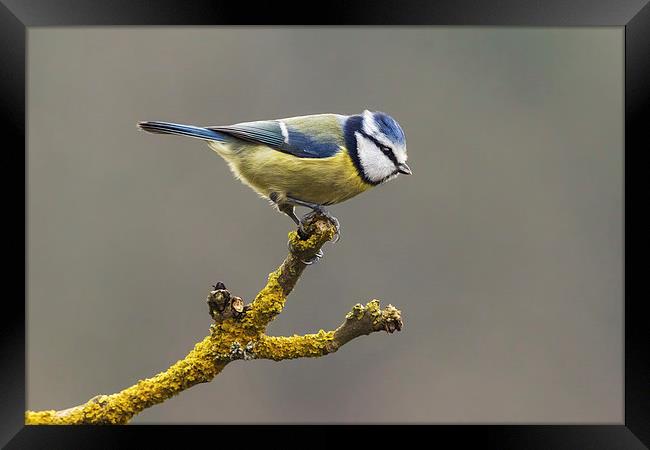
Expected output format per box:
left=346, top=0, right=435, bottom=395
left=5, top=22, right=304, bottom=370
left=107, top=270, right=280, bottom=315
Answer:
left=359, top=131, right=399, bottom=167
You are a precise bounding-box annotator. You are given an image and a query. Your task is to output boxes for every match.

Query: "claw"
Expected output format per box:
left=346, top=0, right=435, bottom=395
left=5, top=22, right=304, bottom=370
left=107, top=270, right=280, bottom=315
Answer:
left=300, top=249, right=324, bottom=265
left=300, top=255, right=318, bottom=265
left=326, top=216, right=341, bottom=243
left=321, top=212, right=340, bottom=243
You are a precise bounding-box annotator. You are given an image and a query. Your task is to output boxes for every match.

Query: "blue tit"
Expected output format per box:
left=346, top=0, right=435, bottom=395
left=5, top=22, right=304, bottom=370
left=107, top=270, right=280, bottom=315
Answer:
left=138, top=110, right=411, bottom=241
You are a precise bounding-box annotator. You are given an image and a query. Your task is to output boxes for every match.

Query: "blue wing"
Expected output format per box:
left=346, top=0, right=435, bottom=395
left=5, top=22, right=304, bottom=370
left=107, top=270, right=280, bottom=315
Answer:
left=208, top=116, right=344, bottom=159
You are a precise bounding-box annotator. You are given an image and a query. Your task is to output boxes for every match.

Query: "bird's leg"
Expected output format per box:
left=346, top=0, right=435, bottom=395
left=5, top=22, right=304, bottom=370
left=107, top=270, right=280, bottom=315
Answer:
left=279, top=204, right=301, bottom=227
left=270, top=192, right=301, bottom=227
left=285, top=196, right=341, bottom=244
left=269, top=194, right=317, bottom=263
left=280, top=202, right=323, bottom=265
left=271, top=193, right=339, bottom=265
left=278, top=203, right=314, bottom=248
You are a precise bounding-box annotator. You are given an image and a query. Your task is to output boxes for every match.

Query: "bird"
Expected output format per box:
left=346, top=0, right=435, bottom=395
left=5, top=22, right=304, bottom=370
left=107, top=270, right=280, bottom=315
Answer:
left=138, top=110, right=411, bottom=262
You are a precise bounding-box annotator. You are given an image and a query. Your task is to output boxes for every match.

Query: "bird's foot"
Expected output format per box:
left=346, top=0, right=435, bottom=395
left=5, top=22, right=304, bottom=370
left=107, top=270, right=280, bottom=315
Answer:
left=286, top=240, right=324, bottom=265
left=283, top=195, right=340, bottom=243
left=301, top=249, right=324, bottom=265
left=300, top=209, right=341, bottom=243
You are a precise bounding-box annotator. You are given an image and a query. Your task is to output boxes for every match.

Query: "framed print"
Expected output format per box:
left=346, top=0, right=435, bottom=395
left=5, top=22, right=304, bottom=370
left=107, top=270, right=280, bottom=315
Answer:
left=2, top=0, right=648, bottom=447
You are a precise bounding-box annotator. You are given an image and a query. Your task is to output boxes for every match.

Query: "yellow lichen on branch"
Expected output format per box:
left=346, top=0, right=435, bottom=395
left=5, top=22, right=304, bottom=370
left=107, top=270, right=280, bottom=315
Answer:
left=255, top=330, right=336, bottom=360
left=243, top=220, right=335, bottom=332
left=25, top=215, right=402, bottom=425
left=26, top=336, right=226, bottom=425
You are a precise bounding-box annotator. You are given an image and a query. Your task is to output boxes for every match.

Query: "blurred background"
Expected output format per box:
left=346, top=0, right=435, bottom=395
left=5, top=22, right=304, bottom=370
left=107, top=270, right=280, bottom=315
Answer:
left=27, top=27, right=623, bottom=423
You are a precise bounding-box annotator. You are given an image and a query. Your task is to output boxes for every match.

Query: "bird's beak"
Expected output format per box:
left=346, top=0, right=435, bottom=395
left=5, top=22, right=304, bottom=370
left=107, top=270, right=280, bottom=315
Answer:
left=397, top=163, right=412, bottom=175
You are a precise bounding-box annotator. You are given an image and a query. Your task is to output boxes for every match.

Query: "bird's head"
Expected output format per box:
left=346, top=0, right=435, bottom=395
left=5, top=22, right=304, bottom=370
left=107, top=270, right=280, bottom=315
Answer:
left=352, top=110, right=411, bottom=185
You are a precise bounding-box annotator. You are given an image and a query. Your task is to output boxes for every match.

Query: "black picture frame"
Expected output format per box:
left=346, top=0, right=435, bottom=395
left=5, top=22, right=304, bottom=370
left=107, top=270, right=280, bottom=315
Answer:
left=2, top=0, right=648, bottom=447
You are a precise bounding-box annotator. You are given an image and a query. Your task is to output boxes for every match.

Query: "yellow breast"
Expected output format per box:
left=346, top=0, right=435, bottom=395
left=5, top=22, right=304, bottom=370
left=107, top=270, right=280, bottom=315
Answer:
left=208, top=142, right=372, bottom=206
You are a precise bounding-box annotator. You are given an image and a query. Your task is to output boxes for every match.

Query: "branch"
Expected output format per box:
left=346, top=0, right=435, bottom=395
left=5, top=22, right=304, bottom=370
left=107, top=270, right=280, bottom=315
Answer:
left=25, top=338, right=227, bottom=425
left=254, top=300, right=403, bottom=360
left=25, top=215, right=402, bottom=425
left=242, top=217, right=336, bottom=332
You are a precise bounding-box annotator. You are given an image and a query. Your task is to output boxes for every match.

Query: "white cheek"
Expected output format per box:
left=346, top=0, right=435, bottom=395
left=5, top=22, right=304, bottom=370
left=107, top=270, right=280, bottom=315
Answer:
left=355, top=132, right=395, bottom=182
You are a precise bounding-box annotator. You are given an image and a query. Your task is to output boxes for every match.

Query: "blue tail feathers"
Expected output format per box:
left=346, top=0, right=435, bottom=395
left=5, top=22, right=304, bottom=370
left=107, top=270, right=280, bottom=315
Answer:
left=138, top=121, right=226, bottom=141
